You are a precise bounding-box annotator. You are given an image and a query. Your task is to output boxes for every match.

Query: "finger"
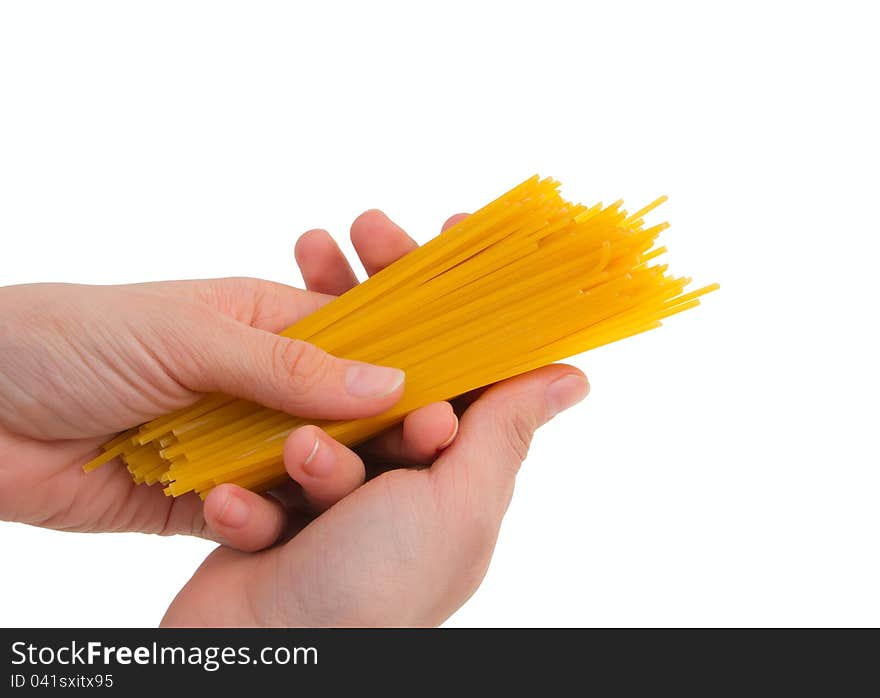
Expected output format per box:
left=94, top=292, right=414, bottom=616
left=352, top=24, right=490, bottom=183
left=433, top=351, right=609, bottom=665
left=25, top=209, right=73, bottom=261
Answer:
left=431, top=365, right=589, bottom=521
left=283, top=425, right=366, bottom=512
left=294, top=228, right=360, bottom=295
left=203, top=484, right=287, bottom=552
left=441, top=213, right=470, bottom=231
left=358, top=401, right=458, bottom=467
left=350, top=209, right=419, bottom=276
left=175, top=310, right=405, bottom=420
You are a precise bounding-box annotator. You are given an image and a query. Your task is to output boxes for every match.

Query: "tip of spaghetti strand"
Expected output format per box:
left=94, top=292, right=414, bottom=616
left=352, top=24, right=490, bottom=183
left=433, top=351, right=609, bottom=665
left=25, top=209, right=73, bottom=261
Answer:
left=82, top=448, right=120, bottom=473
left=82, top=459, right=104, bottom=473
left=627, top=195, right=669, bottom=223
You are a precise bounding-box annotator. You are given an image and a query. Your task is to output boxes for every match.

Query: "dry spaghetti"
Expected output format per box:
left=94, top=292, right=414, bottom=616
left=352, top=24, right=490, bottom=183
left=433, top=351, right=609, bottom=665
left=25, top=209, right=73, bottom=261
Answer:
left=84, top=175, right=718, bottom=497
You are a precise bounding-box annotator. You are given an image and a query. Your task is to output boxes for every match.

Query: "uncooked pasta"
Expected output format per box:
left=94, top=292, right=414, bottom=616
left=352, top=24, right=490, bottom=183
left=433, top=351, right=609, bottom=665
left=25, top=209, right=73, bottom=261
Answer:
left=84, top=175, right=718, bottom=498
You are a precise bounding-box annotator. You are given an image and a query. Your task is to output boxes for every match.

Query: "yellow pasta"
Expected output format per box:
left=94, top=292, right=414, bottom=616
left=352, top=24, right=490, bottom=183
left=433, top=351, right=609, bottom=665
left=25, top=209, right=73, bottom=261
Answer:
left=84, top=175, right=718, bottom=498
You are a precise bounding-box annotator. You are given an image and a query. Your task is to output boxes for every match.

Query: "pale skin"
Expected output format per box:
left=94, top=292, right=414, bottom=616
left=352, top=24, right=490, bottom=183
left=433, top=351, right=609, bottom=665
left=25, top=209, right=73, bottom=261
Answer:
left=0, top=210, right=589, bottom=626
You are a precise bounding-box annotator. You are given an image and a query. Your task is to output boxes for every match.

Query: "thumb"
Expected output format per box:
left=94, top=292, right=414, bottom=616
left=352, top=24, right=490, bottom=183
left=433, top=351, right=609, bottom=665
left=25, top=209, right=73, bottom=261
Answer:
left=432, top=365, right=589, bottom=523
left=172, top=308, right=405, bottom=420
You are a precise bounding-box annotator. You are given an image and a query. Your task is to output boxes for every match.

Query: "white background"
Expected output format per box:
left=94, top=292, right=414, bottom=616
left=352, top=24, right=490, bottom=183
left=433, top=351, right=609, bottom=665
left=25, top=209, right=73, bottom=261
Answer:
left=1, top=1, right=877, bottom=627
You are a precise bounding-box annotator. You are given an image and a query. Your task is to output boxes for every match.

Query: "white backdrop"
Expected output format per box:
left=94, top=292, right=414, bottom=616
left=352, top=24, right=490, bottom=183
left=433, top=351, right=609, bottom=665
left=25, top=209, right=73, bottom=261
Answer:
left=1, top=1, right=877, bottom=627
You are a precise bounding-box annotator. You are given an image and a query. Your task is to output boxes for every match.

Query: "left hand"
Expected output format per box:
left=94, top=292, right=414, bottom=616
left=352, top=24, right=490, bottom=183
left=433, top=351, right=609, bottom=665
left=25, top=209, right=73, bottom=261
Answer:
left=0, top=211, right=463, bottom=551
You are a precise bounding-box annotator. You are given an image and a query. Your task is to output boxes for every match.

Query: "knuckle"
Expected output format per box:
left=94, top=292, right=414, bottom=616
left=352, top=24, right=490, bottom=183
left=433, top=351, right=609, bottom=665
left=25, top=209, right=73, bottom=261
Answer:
left=500, top=407, right=536, bottom=464
left=309, top=270, right=334, bottom=290
left=274, top=338, right=327, bottom=396
left=146, top=300, right=215, bottom=384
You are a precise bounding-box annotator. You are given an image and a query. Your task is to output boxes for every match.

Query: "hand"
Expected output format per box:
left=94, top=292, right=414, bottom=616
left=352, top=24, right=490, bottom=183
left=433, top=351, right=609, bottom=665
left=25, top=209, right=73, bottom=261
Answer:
left=0, top=212, right=459, bottom=548
left=162, top=213, right=590, bottom=627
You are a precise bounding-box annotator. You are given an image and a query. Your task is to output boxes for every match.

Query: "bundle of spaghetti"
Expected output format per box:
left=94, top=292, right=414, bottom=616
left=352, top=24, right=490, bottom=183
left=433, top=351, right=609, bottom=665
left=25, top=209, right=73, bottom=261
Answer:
left=83, top=175, right=718, bottom=498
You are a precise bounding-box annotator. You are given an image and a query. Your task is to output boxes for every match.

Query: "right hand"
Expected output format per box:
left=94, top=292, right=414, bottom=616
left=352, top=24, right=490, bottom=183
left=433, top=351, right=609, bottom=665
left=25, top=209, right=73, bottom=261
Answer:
left=162, top=211, right=590, bottom=626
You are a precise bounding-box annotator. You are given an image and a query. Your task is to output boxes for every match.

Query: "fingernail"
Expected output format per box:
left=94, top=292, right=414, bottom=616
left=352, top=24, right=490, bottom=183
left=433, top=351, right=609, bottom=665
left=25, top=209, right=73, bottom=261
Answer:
left=545, top=374, right=590, bottom=419
left=345, top=364, right=405, bottom=398
left=302, top=433, right=335, bottom=477
left=437, top=416, right=459, bottom=450
left=217, top=491, right=249, bottom=529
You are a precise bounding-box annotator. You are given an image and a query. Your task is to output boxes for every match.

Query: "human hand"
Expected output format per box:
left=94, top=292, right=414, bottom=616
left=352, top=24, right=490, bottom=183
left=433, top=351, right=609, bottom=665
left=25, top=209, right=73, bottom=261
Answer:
left=0, top=212, right=459, bottom=548
left=161, top=213, right=590, bottom=627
